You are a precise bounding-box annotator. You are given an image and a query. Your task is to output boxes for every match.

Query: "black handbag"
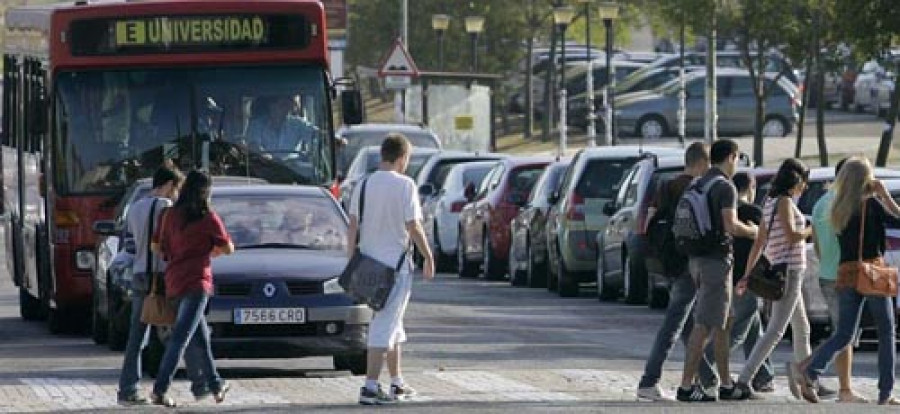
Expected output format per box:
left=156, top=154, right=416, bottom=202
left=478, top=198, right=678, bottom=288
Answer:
left=748, top=197, right=788, bottom=301
left=338, top=178, right=409, bottom=311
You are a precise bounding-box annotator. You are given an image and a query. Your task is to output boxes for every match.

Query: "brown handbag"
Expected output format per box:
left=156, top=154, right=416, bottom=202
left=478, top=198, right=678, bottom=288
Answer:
left=839, top=199, right=899, bottom=297
left=140, top=203, right=177, bottom=326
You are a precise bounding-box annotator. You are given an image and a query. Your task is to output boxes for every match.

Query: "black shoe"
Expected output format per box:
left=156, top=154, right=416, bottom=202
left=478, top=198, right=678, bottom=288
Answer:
left=359, top=385, right=397, bottom=405
left=720, top=382, right=753, bottom=401
left=817, top=384, right=837, bottom=399
left=117, top=393, right=149, bottom=406
left=677, top=385, right=717, bottom=402
left=752, top=380, right=775, bottom=393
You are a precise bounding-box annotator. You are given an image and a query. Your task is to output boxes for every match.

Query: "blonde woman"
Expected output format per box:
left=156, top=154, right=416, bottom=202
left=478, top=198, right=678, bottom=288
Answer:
left=796, top=157, right=900, bottom=405
left=734, top=158, right=813, bottom=399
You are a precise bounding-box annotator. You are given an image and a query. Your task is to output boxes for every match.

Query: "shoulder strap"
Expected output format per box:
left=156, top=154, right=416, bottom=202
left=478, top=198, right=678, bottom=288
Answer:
left=761, top=196, right=780, bottom=251
left=358, top=177, right=369, bottom=225
left=858, top=198, right=868, bottom=261
left=145, top=199, right=158, bottom=275
left=698, top=175, right=725, bottom=194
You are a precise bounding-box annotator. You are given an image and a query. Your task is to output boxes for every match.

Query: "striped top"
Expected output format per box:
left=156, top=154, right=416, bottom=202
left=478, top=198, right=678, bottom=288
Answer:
left=762, top=197, right=806, bottom=270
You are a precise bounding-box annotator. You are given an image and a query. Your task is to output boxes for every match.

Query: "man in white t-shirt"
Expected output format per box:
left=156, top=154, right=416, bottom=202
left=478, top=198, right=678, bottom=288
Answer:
left=348, top=133, right=435, bottom=405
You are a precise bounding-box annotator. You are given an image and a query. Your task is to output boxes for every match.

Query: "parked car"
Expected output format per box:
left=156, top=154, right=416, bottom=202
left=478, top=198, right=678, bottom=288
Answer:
left=852, top=60, right=893, bottom=115
left=597, top=156, right=684, bottom=307
left=140, top=185, right=372, bottom=375
left=458, top=157, right=554, bottom=280
left=415, top=151, right=508, bottom=206
left=335, top=123, right=441, bottom=177
left=422, top=161, right=498, bottom=271
left=90, top=176, right=267, bottom=350
left=508, top=159, right=571, bottom=287
left=339, top=146, right=439, bottom=208
left=622, top=50, right=800, bottom=90
left=613, top=68, right=800, bottom=139
left=545, top=146, right=683, bottom=297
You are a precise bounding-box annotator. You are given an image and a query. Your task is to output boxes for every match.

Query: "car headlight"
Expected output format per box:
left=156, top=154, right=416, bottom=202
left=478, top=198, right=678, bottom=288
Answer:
left=323, top=276, right=344, bottom=294
left=76, top=250, right=95, bottom=271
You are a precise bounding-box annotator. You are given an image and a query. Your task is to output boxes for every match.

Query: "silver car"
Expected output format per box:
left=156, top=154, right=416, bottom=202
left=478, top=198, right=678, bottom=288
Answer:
left=614, top=68, right=800, bottom=140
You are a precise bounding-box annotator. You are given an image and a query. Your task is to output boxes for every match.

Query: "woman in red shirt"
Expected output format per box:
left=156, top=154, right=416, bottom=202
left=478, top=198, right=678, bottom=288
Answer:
left=150, top=170, right=234, bottom=407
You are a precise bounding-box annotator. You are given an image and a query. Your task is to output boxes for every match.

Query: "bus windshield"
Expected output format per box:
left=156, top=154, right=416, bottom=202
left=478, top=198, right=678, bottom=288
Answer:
left=54, top=65, right=331, bottom=194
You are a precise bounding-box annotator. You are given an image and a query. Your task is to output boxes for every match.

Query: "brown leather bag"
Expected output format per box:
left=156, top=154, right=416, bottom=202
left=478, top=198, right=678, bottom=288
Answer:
left=839, top=199, right=898, bottom=297
left=140, top=204, right=177, bottom=326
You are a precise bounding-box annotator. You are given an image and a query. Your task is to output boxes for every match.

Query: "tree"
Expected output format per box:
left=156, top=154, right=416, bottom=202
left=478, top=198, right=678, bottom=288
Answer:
left=834, top=0, right=900, bottom=166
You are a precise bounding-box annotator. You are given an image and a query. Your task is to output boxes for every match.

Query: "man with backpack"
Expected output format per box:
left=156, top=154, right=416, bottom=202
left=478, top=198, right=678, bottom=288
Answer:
left=636, top=142, right=711, bottom=401
left=675, top=140, right=758, bottom=402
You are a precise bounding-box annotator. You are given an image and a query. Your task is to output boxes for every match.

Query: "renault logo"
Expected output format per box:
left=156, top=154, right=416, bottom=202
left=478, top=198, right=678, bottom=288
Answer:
left=263, top=283, right=276, bottom=298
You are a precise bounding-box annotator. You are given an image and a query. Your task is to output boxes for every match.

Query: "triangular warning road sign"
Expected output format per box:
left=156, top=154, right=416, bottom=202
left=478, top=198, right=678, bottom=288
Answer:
left=378, top=37, right=419, bottom=77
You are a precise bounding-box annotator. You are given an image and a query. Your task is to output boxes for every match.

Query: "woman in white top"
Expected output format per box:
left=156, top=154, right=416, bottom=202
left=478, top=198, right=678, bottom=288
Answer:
left=735, top=158, right=813, bottom=398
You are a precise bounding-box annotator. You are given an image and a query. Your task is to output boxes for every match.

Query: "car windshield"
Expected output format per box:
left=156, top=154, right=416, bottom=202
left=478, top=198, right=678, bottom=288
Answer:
left=509, top=167, right=546, bottom=198
left=54, top=66, right=332, bottom=194
left=337, top=129, right=439, bottom=174
left=429, top=158, right=498, bottom=190
left=576, top=158, right=640, bottom=199
left=363, top=150, right=433, bottom=178
left=529, top=164, right=568, bottom=203
left=215, top=194, right=347, bottom=251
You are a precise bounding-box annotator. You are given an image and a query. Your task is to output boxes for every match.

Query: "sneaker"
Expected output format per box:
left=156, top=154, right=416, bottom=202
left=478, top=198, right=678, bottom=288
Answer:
left=193, top=388, right=213, bottom=401
left=636, top=385, right=675, bottom=402
left=719, top=382, right=753, bottom=401
left=791, top=362, right=819, bottom=403
left=150, top=393, right=177, bottom=408
left=878, top=396, right=900, bottom=405
left=676, top=385, right=717, bottom=402
left=359, top=385, right=397, bottom=405
left=390, top=383, right=417, bottom=400
left=213, top=382, right=231, bottom=404
left=752, top=380, right=775, bottom=393
left=117, top=393, right=149, bottom=406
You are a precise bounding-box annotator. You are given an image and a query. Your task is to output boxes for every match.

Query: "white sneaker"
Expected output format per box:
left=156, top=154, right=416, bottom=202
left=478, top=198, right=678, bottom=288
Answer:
left=637, top=385, right=676, bottom=402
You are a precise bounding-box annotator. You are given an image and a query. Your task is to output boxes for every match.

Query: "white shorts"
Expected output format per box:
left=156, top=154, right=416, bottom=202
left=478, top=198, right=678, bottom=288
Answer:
left=367, top=271, right=412, bottom=350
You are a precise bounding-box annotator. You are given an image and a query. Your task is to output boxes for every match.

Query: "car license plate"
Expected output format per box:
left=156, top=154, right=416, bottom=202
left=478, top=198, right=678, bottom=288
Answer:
left=233, top=308, right=306, bottom=325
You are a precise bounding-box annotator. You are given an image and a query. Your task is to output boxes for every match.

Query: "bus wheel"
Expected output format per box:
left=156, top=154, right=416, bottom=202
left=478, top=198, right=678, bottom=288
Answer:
left=19, top=288, right=43, bottom=321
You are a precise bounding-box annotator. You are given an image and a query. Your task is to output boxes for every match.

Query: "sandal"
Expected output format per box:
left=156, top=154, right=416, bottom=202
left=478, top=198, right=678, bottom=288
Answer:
left=879, top=397, right=900, bottom=405
left=150, top=393, right=177, bottom=408
left=838, top=390, right=869, bottom=404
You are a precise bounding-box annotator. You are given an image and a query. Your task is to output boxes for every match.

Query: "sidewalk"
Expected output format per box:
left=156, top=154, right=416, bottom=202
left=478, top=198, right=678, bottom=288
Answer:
left=499, top=132, right=893, bottom=167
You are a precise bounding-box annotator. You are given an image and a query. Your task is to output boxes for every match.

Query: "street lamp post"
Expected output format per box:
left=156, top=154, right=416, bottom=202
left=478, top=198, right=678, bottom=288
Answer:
left=553, top=6, right=575, bottom=157
left=577, top=0, right=596, bottom=146
left=597, top=2, right=619, bottom=146
left=464, top=16, right=485, bottom=73
left=431, top=14, right=450, bottom=71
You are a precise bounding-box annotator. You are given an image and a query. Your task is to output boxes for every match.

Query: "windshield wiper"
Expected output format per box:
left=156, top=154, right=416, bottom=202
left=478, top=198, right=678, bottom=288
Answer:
left=237, top=242, right=314, bottom=250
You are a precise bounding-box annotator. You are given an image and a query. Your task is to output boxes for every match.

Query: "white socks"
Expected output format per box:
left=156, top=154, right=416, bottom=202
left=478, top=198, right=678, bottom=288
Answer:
left=391, top=377, right=404, bottom=387
left=365, top=379, right=379, bottom=392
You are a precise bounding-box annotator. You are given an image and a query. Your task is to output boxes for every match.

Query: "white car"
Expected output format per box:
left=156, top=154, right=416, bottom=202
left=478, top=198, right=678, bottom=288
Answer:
left=422, top=161, right=497, bottom=269
left=852, top=60, right=895, bottom=116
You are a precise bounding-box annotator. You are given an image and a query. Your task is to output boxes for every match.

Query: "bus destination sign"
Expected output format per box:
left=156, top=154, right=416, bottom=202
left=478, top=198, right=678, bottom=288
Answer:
left=69, top=14, right=310, bottom=56
left=115, top=16, right=266, bottom=47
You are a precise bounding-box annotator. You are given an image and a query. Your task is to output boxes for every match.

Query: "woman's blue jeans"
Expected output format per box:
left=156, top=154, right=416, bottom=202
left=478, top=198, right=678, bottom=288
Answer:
left=152, top=291, right=223, bottom=396
left=806, top=287, right=896, bottom=401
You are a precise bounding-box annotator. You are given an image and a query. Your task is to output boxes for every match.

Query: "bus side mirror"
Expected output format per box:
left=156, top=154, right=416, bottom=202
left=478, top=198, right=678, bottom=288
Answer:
left=341, top=90, right=364, bottom=125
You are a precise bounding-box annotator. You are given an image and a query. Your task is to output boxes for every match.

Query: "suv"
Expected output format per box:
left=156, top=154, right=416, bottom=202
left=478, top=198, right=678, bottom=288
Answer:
left=545, top=146, right=683, bottom=297
left=597, top=156, right=684, bottom=307
left=458, top=157, right=554, bottom=280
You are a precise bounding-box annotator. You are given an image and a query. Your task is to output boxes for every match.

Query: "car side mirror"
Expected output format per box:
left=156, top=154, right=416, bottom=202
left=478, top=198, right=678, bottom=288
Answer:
left=419, top=183, right=436, bottom=197
left=602, top=201, right=618, bottom=216
left=340, top=90, right=364, bottom=125
left=464, top=183, right=476, bottom=201
left=92, top=220, right=118, bottom=236
left=548, top=191, right=560, bottom=205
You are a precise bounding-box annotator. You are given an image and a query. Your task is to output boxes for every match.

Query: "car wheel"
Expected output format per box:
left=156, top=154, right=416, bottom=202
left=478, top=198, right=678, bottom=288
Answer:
left=647, top=283, right=669, bottom=310
left=141, top=326, right=169, bottom=378
left=107, top=291, right=128, bottom=352
left=433, top=223, right=454, bottom=272
left=334, top=352, right=367, bottom=375
left=91, top=284, right=108, bottom=345
left=623, top=255, right=648, bottom=305
left=483, top=232, right=505, bottom=280
left=19, top=287, right=43, bottom=321
left=457, top=233, right=479, bottom=279
left=636, top=115, right=667, bottom=139
left=761, top=116, right=788, bottom=137
left=509, top=234, right=527, bottom=286
left=47, top=307, right=65, bottom=334
left=526, top=243, right=547, bottom=288
left=596, top=251, right=618, bottom=302
left=556, top=245, right=579, bottom=297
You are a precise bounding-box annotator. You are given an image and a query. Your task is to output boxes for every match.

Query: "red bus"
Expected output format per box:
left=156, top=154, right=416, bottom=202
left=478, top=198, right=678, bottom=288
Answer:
left=3, top=0, right=359, bottom=332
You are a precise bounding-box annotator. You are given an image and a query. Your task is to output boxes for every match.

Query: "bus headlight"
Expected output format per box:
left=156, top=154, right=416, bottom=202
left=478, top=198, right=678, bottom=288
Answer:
left=323, top=276, right=344, bottom=294
left=75, top=250, right=95, bottom=271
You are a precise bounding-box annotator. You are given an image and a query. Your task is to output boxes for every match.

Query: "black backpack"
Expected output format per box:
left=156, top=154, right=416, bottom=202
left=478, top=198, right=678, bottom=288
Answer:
left=646, top=204, right=687, bottom=278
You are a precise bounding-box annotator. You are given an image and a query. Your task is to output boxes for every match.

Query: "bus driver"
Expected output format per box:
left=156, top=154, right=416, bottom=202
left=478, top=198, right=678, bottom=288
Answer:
left=244, top=95, right=316, bottom=158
